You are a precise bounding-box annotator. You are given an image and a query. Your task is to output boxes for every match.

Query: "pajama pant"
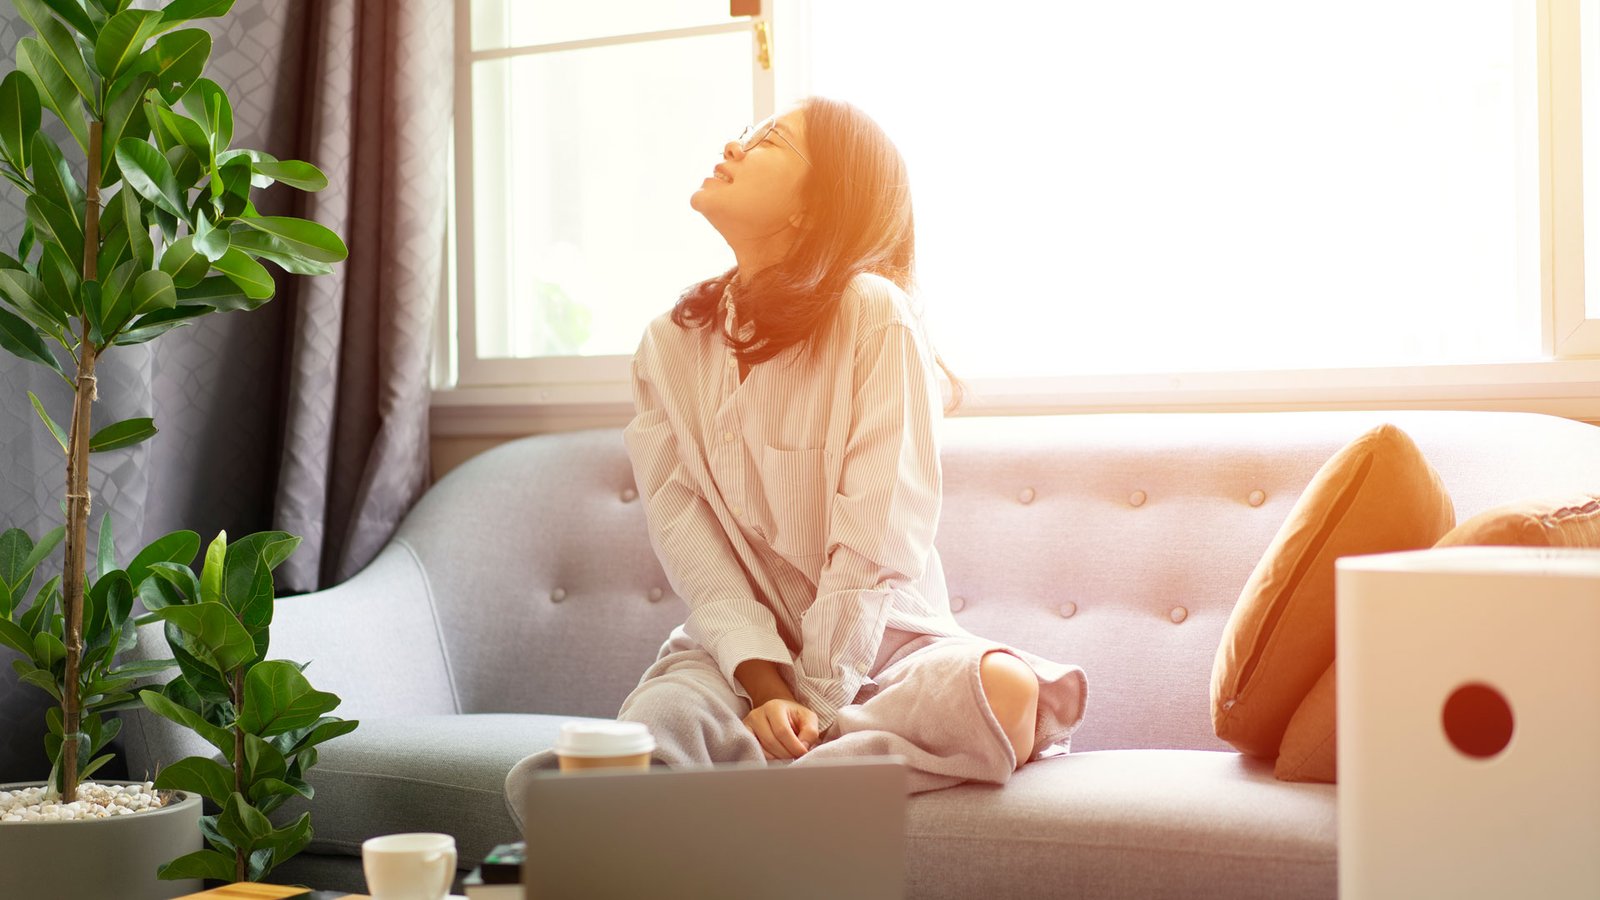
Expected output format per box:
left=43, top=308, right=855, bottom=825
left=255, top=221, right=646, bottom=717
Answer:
left=506, top=626, right=1087, bottom=823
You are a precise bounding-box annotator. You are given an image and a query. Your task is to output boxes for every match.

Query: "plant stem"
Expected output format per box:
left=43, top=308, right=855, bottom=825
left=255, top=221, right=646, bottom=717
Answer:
left=233, top=667, right=245, bottom=884
left=60, top=120, right=103, bottom=803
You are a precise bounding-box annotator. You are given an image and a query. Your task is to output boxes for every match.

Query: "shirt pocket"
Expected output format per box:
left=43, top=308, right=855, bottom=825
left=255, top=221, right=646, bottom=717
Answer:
left=757, top=445, right=830, bottom=560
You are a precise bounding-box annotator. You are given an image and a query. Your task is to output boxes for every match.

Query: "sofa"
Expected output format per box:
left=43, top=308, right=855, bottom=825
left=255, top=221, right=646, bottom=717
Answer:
left=119, top=408, right=1600, bottom=898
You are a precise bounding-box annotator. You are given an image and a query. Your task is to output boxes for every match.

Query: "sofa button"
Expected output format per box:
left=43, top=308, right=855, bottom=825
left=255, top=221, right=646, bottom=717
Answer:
left=1129, top=490, right=1147, bottom=507
left=950, top=596, right=967, bottom=613
left=1169, top=606, right=1188, bottom=624
left=648, top=587, right=663, bottom=602
left=1248, top=489, right=1266, bottom=507
left=1058, top=601, right=1077, bottom=618
left=1018, top=487, right=1036, bottom=505
left=621, top=487, right=638, bottom=502
left=551, top=588, right=567, bottom=603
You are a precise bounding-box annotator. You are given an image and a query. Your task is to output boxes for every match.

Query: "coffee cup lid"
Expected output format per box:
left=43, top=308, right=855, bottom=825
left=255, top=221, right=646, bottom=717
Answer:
left=555, top=721, right=655, bottom=758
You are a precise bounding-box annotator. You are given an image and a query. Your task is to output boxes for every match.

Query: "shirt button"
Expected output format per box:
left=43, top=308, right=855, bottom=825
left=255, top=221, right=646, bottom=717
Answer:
left=728, top=358, right=738, bottom=368
left=723, top=432, right=735, bottom=442
left=732, top=506, right=743, bottom=517
left=855, top=661, right=870, bottom=675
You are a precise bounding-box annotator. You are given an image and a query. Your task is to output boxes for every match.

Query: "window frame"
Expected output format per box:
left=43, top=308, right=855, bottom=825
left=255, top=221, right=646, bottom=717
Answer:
left=439, top=0, right=1600, bottom=432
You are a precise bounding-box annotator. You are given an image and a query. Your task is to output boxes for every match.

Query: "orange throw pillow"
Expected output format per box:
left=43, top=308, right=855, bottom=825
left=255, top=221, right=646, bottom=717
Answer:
left=1434, top=494, right=1600, bottom=548
left=1276, top=662, right=1337, bottom=782
left=1211, top=424, right=1454, bottom=759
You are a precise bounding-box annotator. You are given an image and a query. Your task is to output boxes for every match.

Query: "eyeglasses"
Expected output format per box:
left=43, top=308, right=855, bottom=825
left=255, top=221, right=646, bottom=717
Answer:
left=736, top=119, right=811, bottom=166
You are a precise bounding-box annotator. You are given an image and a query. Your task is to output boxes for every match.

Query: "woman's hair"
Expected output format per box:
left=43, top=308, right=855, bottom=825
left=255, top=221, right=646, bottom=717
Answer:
left=671, top=96, right=966, bottom=413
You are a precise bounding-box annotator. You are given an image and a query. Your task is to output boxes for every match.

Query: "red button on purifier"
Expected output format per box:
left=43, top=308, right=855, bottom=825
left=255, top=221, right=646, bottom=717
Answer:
left=1441, top=682, right=1514, bottom=759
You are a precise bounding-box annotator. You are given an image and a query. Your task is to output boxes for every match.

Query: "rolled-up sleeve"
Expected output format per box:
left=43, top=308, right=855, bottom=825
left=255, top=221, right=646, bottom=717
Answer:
left=792, top=322, right=944, bottom=730
left=623, top=350, right=794, bottom=701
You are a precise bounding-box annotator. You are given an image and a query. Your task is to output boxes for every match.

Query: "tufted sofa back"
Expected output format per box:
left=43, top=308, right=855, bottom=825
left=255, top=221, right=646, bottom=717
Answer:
left=400, top=410, right=1600, bottom=752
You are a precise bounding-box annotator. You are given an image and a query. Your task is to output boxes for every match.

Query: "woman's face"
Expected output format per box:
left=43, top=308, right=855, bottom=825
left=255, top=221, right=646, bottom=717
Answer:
left=690, top=106, right=811, bottom=244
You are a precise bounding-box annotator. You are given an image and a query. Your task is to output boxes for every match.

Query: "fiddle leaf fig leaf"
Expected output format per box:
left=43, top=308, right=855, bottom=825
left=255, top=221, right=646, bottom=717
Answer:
left=150, top=601, right=254, bottom=673
left=200, top=530, right=225, bottom=605
left=127, top=530, right=199, bottom=588
left=154, top=755, right=233, bottom=806
left=240, top=660, right=340, bottom=737
left=155, top=849, right=235, bottom=883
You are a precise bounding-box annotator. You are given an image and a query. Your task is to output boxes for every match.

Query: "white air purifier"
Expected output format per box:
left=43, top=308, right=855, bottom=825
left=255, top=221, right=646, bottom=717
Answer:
left=1336, top=547, right=1600, bottom=899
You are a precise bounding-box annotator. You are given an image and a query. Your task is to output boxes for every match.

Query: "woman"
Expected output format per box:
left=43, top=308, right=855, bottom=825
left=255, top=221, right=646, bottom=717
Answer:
left=523, top=98, right=1086, bottom=794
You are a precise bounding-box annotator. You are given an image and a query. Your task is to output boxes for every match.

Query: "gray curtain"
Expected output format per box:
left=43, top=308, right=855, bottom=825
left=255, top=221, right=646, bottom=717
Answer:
left=0, top=0, right=451, bottom=780
left=274, top=0, right=451, bottom=592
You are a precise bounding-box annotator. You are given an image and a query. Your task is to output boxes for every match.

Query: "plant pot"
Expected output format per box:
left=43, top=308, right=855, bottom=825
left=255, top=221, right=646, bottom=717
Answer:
left=0, top=781, right=202, bottom=900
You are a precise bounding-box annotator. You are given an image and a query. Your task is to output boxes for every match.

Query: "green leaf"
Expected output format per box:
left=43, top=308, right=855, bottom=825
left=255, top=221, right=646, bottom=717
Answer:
left=234, top=216, right=347, bottom=264
left=95, top=511, right=115, bottom=578
left=249, top=159, right=328, bottom=192
left=20, top=524, right=64, bottom=580
left=150, top=601, right=255, bottom=673
left=0, top=304, right=62, bottom=374
left=29, top=130, right=80, bottom=212
left=153, top=755, right=233, bottom=806
left=115, top=137, right=185, bottom=215
left=0, top=71, right=41, bottom=171
left=99, top=69, right=152, bottom=182
left=128, top=530, right=199, bottom=587
left=240, top=660, right=341, bottom=737
left=77, top=752, right=114, bottom=781
left=199, top=530, right=225, bottom=604
left=97, top=257, right=137, bottom=336
left=27, top=390, right=67, bottom=453
left=193, top=213, right=229, bottom=262
left=232, top=532, right=300, bottom=573
left=18, top=575, right=59, bottom=635
left=160, top=0, right=235, bottom=26
left=108, top=658, right=175, bottom=680
left=30, top=14, right=96, bottom=112
left=16, top=36, right=88, bottom=153
left=129, top=268, right=175, bottom=316
left=260, top=812, right=312, bottom=869
left=154, top=104, right=207, bottom=168
left=283, top=716, right=357, bottom=756
left=146, top=28, right=208, bottom=103
left=174, top=274, right=254, bottom=311
left=89, top=415, right=156, bottom=452
left=32, top=629, right=65, bottom=668
left=139, top=688, right=233, bottom=760
left=225, top=229, right=334, bottom=278
left=113, top=303, right=206, bottom=344
left=242, top=732, right=286, bottom=788
left=119, top=182, right=153, bottom=269
left=155, top=849, right=235, bottom=883
left=20, top=666, right=62, bottom=700
left=24, top=196, right=83, bottom=276
left=158, top=235, right=207, bottom=287
left=37, top=241, right=80, bottom=325
left=94, top=8, right=161, bottom=82
left=82, top=276, right=104, bottom=344
left=146, top=560, right=201, bottom=604
left=0, top=616, right=31, bottom=655
left=212, top=247, right=273, bottom=300
left=27, top=0, right=98, bottom=38
left=177, top=76, right=228, bottom=149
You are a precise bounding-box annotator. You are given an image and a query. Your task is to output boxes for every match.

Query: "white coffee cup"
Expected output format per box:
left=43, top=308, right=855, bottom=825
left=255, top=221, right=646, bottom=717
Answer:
left=554, top=721, right=656, bottom=772
left=362, top=832, right=457, bottom=900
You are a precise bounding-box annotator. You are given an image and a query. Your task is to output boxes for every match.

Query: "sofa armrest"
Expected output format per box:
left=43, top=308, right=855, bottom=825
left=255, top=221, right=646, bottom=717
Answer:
left=120, top=539, right=459, bottom=776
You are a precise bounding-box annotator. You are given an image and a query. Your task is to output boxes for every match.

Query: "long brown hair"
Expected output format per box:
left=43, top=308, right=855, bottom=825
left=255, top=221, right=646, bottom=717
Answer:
left=671, top=97, right=965, bottom=413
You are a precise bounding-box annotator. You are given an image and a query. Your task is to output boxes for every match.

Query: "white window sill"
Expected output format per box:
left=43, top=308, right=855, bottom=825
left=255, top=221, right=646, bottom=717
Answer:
left=430, top=358, right=1600, bottom=436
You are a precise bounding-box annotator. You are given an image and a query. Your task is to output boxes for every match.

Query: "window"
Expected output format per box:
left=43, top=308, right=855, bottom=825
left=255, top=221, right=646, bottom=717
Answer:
left=444, top=1, right=1600, bottom=418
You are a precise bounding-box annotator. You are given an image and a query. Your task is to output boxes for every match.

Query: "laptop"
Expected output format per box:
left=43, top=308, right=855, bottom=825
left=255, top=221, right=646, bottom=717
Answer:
left=517, top=757, right=909, bottom=900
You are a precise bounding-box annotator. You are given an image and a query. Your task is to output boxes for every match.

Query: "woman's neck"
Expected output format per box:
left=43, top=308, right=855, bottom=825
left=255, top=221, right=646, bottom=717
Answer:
left=729, top=230, right=797, bottom=285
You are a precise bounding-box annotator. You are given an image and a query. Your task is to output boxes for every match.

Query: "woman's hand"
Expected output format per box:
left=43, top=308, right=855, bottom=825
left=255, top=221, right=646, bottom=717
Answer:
left=743, top=698, right=820, bottom=761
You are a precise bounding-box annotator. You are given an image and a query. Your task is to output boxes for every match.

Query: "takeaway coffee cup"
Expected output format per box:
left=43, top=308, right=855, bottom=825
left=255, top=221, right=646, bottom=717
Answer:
left=555, top=720, right=655, bottom=772
left=362, top=832, right=456, bottom=900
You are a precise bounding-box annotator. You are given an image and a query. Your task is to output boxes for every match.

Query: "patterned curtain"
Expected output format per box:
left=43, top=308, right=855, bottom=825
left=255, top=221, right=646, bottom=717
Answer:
left=273, top=0, right=452, bottom=592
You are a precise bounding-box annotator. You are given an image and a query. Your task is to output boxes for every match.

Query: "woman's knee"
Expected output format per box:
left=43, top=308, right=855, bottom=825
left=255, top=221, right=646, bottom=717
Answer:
left=979, top=651, right=1039, bottom=765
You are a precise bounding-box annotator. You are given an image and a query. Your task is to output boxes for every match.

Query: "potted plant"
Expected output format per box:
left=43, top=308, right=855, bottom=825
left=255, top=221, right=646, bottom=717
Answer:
left=0, top=0, right=354, bottom=896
